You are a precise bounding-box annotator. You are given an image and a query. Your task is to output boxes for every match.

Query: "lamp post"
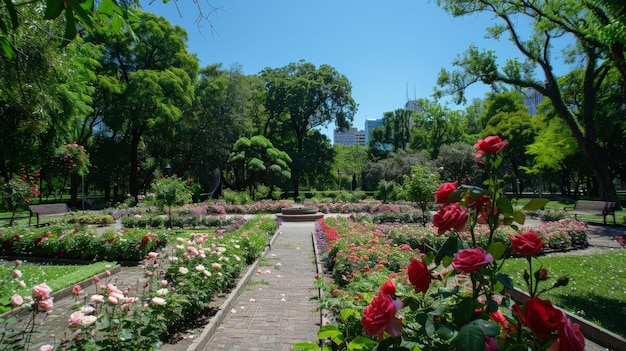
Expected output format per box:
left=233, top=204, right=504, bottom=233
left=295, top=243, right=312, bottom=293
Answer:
left=165, top=164, right=172, bottom=177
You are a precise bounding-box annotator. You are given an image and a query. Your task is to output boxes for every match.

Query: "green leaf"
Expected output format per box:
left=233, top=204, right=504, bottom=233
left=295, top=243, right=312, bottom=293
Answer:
left=472, top=318, right=500, bottom=337
left=452, top=323, right=485, bottom=351
left=496, top=197, right=513, bottom=215
left=2, top=0, right=18, bottom=29
left=496, top=273, right=514, bottom=289
left=61, top=7, right=78, bottom=46
left=453, top=297, right=479, bottom=326
left=485, top=299, right=499, bottom=313
left=522, top=198, right=550, bottom=211
left=340, top=308, right=360, bottom=321
left=292, top=342, right=320, bottom=351
left=44, top=0, right=65, bottom=19
left=318, top=325, right=344, bottom=344
left=435, top=235, right=464, bottom=265
left=486, top=242, right=506, bottom=260
left=347, top=336, right=378, bottom=350
left=436, top=325, right=457, bottom=340
left=512, top=210, right=526, bottom=225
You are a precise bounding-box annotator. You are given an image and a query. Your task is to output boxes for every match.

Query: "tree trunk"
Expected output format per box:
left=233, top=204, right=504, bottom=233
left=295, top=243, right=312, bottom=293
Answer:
left=129, top=131, right=140, bottom=199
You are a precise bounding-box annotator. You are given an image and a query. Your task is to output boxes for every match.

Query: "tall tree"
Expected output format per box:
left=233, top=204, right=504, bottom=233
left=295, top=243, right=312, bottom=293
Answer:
left=88, top=11, right=198, bottom=198
left=260, top=60, right=357, bottom=199
left=410, top=98, right=464, bottom=159
left=435, top=0, right=624, bottom=202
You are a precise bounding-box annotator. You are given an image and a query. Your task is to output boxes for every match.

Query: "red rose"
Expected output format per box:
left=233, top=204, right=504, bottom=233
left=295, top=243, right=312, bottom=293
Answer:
left=558, top=319, right=585, bottom=351
left=361, top=292, right=404, bottom=339
left=512, top=297, right=565, bottom=340
left=434, top=181, right=458, bottom=204
left=474, top=136, right=508, bottom=157
left=432, top=203, right=468, bottom=235
left=510, top=231, right=544, bottom=256
left=407, top=258, right=431, bottom=293
left=452, top=248, right=493, bottom=273
left=379, top=279, right=396, bottom=296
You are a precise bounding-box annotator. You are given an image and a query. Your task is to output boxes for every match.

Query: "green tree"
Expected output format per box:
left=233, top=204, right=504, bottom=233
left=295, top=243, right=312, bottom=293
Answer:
left=88, top=11, right=198, bottom=199
left=260, top=60, right=357, bottom=200
left=403, top=164, right=441, bottom=224
left=333, top=144, right=369, bottom=191
left=149, top=176, right=192, bottom=227
left=410, top=98, right=464, bottom=159
left=435, top=142, right=479, bottom=184
left=227, top=135, right=292, bottom=200
left=435, top=0, right=624, bottom=202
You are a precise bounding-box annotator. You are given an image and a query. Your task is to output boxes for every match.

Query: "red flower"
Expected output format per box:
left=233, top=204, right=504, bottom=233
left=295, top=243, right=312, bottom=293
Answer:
left=510, top=231, right=544, bottom=256
left=361, top=290, right=403, bottom=339
left=434, top=181, right=458, bottom=204
left=512, top=297, right=565, bottom=340
left=432, top=203, right=468, bottom=235
left=558, top=318, right=585, bottom=351
left=407, top=258, right=431, bottom=293
left=379, top=279, right=396, bottom=296
left=452, top=248, right=493, bottom=273
left=474, top=136, right=508, bottom=157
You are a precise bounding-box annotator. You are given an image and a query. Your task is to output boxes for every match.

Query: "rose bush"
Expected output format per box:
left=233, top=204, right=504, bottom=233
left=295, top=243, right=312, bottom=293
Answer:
left=302, top=136, right=586, bottom=351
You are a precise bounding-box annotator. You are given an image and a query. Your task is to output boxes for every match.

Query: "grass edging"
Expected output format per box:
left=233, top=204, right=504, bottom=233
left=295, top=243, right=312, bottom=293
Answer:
left=507, top=287, right=626, bottom=351
left=0, top=264, right=121, bottom=320
left=185, top=225, right=284, bottom=351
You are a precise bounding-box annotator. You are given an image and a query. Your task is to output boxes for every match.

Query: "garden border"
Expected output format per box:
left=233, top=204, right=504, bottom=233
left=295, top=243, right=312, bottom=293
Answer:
left=507, top=287, right=626, bottom=351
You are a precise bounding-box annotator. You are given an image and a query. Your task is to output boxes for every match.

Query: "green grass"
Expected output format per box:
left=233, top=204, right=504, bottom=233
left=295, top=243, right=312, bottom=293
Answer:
left=499, top=250, right=626, bottom=337
left=1, top=260, right=116, bottom=313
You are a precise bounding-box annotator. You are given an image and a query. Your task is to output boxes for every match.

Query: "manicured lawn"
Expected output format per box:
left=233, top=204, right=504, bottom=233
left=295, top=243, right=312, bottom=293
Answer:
left=1, top=260, right=116, bottom=314
left=499, top=249, right=626, bottom=337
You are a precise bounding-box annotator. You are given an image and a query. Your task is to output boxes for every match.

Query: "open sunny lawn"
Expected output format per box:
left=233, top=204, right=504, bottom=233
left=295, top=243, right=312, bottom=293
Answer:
left=499, top=249, right=626, bottom=337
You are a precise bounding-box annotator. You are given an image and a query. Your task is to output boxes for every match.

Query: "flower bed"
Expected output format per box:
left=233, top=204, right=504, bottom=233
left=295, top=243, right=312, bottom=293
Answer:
left=300, top=136, right=592, bottom=351
left=0, top=225, right=169, bottom=261
left=0, top=215, right=278, bottom=350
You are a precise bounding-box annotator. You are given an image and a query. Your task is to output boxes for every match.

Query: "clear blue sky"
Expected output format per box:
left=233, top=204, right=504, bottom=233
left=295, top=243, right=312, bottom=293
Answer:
left=140, top=1, right=524, bottom=141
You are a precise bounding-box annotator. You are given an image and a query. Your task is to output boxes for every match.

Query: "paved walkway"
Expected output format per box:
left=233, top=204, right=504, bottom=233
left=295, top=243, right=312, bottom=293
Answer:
left=197, top=221, right=320, bottom=351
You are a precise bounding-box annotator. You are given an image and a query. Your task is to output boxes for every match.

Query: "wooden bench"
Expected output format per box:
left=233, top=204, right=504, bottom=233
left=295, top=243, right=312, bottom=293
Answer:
left=564, top=200, right=616, bottom=225
left=28, top=203, right=73, bottom=227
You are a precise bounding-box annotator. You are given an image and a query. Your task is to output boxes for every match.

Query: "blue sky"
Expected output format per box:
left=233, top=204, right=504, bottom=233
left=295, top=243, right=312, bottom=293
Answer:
left=140, top=1, right=525, bottom=141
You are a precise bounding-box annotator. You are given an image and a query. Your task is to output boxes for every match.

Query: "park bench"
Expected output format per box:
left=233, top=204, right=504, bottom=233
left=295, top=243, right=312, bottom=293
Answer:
left=28, top=203, right=73, bottom=227
left=564, top=200, right=616, bottom=225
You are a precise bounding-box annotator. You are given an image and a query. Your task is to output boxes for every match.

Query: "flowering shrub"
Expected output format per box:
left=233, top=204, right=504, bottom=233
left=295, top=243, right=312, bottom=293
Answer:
left=0, top=170, right=40, bottom=226
left=0, top=215, right=277, bottom=350
left=303, top=136, right=587, bottom=351
left=0, top=225, right=169, bottom=261
left=56, top=143, right=90, bottom=176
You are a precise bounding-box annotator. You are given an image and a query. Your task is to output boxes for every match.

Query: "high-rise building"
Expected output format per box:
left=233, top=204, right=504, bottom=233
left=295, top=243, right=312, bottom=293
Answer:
left=364, top=118, right=383, bottom=145
left=523, top=89, right=544, bottom=116
left=334, top=128, right=366, bottom=146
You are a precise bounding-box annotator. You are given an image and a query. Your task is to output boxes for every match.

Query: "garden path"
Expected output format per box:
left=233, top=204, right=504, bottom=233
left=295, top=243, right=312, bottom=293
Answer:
left=18, top=216, right=626, bottom=351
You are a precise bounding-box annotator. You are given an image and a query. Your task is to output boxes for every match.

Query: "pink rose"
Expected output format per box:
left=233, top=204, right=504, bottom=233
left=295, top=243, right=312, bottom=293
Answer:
left=40, top=345, right=54, bottom=351
left=474, top=135, right=508, bottom=157
left=68, top=311, right=85, bottom=328
left=484, top=336, right=498, bottom=351
left=72, top=285, right=82, bottom=295
left=510, top=231, right=544, bottom=256
left=361, top=291, right=404, bottom=339
left=93, top=275, right=100, bottom=283
left=558, top=319, right=585, bottom=351
left=452, top=248, right=493, bottom=273
left=32, top=283, right=52, bottom=300
left=434, top=181, right=458, bottom=204
left=10, top=294, right=23, bottom=307
left=432, top=203, right=468, bottom=235
left=12, top=269, right=22, bottom=278
left=37, top=298, right=53, bottom=313
left=107, top=296, right=119, bottom=305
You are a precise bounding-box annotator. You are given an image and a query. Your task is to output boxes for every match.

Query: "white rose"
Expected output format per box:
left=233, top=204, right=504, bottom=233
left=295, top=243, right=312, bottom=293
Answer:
left=151, top=297, right=166, bottom=306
